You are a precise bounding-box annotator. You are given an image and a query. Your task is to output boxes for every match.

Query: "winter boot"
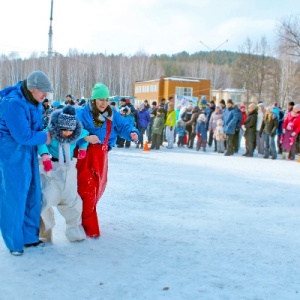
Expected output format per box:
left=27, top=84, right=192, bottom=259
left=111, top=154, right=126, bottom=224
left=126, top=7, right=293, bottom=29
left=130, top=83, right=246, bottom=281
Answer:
left=282, top=152, right=288, bottom=160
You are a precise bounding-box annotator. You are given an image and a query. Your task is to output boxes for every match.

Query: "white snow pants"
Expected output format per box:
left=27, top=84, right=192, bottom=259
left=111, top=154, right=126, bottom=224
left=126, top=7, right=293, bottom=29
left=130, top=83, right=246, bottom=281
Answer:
left=39, top=160, right=86, bottom=242
left=166, top=126, right=174, bottom=148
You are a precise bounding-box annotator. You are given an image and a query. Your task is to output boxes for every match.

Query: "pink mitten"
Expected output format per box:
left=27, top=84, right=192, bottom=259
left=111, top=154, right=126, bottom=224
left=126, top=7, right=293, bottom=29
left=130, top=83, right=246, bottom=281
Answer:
left=42, top=155, right=52, bottom=172
left=77, top=149, right=87, bottom=159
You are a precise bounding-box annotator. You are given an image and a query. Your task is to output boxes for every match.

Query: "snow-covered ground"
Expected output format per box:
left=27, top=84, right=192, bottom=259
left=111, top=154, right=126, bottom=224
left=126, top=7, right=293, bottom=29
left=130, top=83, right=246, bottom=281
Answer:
left=1, top=142, right=300, bottom=300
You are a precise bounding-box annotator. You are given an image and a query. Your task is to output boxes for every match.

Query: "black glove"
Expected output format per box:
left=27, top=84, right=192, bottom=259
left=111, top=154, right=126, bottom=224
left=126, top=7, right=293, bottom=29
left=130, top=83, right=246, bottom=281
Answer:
left=170, top=126, right=173, bottom=131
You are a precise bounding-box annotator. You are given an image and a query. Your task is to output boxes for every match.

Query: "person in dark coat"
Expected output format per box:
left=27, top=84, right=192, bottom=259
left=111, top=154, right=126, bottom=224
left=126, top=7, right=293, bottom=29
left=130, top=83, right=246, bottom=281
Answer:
left=259, top=106, right=279, bottom=159
left=277, top=106, right=285, bottom=154
left=206, top=100, right=216, bottom=147
left=242, top=103, right=257, bottom=157
left=185, top=105, right=201, bottom=149
left=181, top=104, right=193, bottom=145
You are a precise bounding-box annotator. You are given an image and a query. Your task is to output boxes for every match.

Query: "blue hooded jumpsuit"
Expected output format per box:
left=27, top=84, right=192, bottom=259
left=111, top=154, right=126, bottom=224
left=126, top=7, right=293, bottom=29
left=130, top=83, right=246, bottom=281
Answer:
left=0, top=82, right=47, bottom=252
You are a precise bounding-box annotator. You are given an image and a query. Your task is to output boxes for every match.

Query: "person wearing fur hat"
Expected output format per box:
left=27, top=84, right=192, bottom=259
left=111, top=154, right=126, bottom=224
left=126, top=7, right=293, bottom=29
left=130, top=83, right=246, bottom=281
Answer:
left=76, top=83, right=138, bottom=238
left=0, top=71, right=53, bottom=256
left=38, top=105, right=89, bottom=243
left=259, top=106, right=279, bottom=159
left=195, top=113, right=208, bottom=151
left=242, top=103, right=257, bottom=157
left=281, top=104, right=300, bottom=160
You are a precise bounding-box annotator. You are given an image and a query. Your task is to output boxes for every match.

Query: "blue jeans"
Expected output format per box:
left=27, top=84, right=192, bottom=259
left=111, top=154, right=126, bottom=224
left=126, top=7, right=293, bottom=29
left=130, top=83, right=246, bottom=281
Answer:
left=263, top=133, right=277, bottom=159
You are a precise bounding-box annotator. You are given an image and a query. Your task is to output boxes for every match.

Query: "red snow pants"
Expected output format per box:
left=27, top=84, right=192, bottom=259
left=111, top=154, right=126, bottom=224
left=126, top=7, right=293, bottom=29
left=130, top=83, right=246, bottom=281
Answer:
left=77, top=144, right=108, bottom=237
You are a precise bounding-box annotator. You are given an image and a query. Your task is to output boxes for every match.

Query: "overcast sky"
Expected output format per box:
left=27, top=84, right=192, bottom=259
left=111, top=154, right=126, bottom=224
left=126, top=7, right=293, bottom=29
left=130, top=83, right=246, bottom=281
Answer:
left=0, top=0, right=298, bottom=58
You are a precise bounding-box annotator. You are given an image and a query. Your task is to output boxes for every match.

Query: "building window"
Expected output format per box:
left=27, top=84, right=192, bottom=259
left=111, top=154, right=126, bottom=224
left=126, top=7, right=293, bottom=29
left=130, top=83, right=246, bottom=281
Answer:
left=231, top=94, right=241, bottom=103
left=176, top=87, right=193, bottom=97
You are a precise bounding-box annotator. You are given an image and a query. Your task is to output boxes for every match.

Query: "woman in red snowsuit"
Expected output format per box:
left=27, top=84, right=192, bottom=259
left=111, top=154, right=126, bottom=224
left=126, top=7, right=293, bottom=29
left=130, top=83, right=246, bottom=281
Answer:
left=76, top=83, right=138, bottom=238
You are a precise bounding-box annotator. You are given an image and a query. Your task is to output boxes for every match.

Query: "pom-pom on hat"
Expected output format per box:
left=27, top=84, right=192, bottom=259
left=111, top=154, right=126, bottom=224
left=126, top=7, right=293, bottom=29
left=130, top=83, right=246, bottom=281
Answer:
left=58, top=105, right=77, bottom=130
left=90, top=83, right=110, bottom=100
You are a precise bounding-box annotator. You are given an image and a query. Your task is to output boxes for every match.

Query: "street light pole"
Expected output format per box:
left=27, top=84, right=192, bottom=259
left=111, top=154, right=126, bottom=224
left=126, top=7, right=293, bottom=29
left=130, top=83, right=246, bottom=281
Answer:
left=199, top=39, right=229, bottom=99
left=48, top=0, right=54, bottom=98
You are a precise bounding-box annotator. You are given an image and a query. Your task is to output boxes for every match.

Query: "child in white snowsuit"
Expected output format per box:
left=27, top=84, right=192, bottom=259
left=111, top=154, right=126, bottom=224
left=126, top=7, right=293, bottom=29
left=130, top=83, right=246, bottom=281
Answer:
left=38, top=105, right=89, bottom=242
left=214, top=119, right=226, bottom=153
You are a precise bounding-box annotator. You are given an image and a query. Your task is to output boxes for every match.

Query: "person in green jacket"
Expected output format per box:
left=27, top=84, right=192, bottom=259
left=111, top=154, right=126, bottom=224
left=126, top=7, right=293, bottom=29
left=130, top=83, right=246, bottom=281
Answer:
left=150, top=108, right=165, bottom=150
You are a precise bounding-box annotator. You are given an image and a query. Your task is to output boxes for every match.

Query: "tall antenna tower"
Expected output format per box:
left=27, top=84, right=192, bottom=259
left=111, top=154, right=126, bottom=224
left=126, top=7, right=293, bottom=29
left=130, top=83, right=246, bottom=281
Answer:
left=48, top=0, right=54, bottom=96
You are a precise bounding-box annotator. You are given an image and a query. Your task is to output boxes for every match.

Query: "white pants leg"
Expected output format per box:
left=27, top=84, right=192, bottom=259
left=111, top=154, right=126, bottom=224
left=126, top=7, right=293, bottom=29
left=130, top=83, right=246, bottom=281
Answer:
left=40, top=160, right=86, bottom=242
left=166, top=126, right=174, bottom=148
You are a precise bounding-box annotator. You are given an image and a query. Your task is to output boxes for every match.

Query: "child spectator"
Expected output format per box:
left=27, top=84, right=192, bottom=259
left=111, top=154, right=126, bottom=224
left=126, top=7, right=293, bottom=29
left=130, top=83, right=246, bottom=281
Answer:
left=176, top=119, right=186, bottom=147
left=150, top=108, right=165, bottom=150
left=214, top=119, right=226, bottom=153
left=38, top=105, right=88, bottom=243
left=196, top=113, right=208, bottom=151
left=118, top=106, right=135, bottom=148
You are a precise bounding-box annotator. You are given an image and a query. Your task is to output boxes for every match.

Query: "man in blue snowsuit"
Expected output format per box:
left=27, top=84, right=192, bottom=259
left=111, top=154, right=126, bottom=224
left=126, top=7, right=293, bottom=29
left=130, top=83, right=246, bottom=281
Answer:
left=0, top=71, right=53, bottom=256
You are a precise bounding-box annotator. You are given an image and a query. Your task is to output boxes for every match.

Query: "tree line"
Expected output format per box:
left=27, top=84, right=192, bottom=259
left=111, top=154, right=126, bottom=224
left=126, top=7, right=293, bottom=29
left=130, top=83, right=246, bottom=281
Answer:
left=0, top=15, right=299, bottom=108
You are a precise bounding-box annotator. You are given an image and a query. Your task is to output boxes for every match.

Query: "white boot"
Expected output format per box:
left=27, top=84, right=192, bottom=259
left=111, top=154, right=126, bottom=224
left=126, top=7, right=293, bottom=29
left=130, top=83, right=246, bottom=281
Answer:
left=39, top=229, right=53, bottom=243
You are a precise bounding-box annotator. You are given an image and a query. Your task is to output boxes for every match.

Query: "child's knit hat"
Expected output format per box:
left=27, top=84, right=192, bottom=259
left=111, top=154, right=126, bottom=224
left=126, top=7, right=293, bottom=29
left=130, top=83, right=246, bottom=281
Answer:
left=198, top=113, right=206, bottom=122
left=58, top=105, right=77, bottom=130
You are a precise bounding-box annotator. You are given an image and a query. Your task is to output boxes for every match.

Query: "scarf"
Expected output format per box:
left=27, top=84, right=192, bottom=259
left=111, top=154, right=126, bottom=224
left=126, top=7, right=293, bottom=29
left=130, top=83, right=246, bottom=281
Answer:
left=21, top=80, right=39, bottom=106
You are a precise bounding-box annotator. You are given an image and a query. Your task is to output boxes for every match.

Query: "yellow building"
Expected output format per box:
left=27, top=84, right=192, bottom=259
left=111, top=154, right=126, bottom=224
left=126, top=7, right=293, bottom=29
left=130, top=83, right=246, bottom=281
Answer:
left=134, top=76, right=211, bottom=107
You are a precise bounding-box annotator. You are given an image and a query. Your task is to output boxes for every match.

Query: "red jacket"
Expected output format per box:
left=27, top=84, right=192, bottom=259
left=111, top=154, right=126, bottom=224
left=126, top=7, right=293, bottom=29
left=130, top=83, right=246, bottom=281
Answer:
left=241, top=112, right=247, bottom=125
left=283, top=112, right=300, bottom=134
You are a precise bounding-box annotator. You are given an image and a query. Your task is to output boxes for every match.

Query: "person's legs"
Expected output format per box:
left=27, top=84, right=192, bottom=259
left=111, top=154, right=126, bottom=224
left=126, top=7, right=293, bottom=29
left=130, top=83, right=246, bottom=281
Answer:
left=77, top=145, right=108, bottom=238
left=151, top=134, right=157, bottom=149
left=270, top=136, right=277, bottom=159
left=225, top=135, right=234, bottom=155
left=166, top=126, right=174, bottom=148
left=263, top=134, right=270, bottom=158
left=58, top=163, right=86, bottom=242
left=40, top=167, right=61, bottom=242
left=0, top=145, right=41, bottom=252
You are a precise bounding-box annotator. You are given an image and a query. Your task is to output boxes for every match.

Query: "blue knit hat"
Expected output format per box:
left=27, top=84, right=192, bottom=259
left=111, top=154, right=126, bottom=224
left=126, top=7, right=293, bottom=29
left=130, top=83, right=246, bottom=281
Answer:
left=58, top=105, right=77, bottom=130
